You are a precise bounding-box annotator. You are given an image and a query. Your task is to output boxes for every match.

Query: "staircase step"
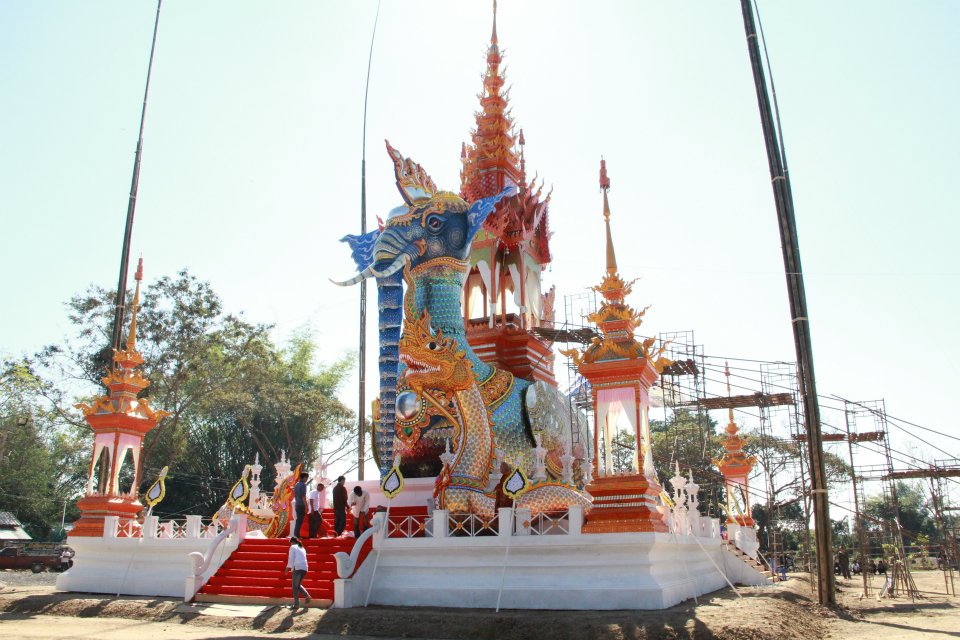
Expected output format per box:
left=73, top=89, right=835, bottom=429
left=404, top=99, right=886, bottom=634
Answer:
left=198, top=585, right=336, bottom=599
left=195, top=505, right=429, bottom=603
left=193, top=593, right=333, bottom=609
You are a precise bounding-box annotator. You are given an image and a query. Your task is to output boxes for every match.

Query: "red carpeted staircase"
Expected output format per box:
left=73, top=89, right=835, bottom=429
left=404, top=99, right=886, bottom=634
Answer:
left=194, top=505, right=429, bottom=608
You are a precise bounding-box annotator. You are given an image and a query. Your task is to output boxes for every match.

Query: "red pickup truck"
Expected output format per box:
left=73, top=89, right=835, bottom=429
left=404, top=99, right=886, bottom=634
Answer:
left=0, top=545, right=71, bottom=573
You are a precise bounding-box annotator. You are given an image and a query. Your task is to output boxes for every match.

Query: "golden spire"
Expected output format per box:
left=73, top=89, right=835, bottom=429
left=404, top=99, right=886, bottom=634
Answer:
left=125, top=257, right=143, bottom=352
left=491, top=0, right=498, bottom=47
left=600, top=158, right=617, bottom=275
left=725, top=361, right=734, bottom=426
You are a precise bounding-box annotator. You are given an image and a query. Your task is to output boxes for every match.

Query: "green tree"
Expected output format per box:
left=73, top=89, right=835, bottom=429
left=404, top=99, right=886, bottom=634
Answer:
left=34, top=270, right=357, bottom=519
left=0, top=361, right=87, bottom=539
left=650, top=409, right=723, bottom=515
left=863, top=481, right=937, bottom=541
left=609, top=428, right=637, bottom=474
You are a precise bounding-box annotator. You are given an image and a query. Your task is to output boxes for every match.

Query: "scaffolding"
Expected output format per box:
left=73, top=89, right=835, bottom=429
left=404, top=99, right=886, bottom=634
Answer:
left=539, top=293, right=955, bottom=600
left=844, top=400, right=919, bottom=599
left=756, top=362, right=810, bottom=583
left=655, top=331, right=719, bottom=515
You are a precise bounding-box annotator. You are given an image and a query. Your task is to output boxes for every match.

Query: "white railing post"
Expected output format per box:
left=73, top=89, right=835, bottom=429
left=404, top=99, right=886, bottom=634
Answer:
left=432, top=510, right=449, bottom=538
left=709, top=518, right=720, bottom=539
left=233, top=514, right=248, bottom=542
left=567, top=505, right=583, bottom=536
left=103, top=516, right=119, bottom=539
left=142, top=515, right=159, bottom=538
left=497, top=508, right=512, bottom=537
left=185, top=515, right=202, bottom=539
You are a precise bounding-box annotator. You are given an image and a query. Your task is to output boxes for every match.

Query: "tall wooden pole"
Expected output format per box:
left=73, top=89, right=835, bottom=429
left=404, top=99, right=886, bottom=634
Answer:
left=110, top=0, right=163, bottom=354
left=357, top=1, right=382, bottom=480
left=739, top=0, right=835, bottom=605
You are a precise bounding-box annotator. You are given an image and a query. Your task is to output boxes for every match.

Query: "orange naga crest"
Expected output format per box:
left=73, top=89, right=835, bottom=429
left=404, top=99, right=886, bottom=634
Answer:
left=398, top=266, right=474, bottom=395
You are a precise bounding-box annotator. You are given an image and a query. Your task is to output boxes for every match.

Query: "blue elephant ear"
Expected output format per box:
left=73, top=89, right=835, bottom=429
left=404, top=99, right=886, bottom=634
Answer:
left=340, top=229, right=381, bottom=271
left=467, top=186, right=516, bottom=239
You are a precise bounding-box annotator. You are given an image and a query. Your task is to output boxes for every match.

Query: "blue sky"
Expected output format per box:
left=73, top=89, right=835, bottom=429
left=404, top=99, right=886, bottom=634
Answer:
left=2, top=1, right=958, bottom=495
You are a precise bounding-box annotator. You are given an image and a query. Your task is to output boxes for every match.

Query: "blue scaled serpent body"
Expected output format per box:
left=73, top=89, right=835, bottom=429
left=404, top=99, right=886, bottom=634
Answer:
left=336, top=142, right=586, bottom=483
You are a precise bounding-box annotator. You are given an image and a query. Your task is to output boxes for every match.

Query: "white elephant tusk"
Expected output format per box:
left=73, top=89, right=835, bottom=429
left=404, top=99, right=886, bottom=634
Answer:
left=329, top=254, right=408, bottom=287
left=369, top=255, right=409, bottom=278
left=329, top=265, right=376, bottom=287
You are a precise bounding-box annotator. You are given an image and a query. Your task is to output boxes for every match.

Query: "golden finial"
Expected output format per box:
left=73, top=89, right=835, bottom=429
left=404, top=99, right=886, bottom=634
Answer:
left=724, top=361, right=735, bottom=427
left=491, top=0, right=498, bottom=46
left=600, top=158, right=618, bottom=275
left=125, top=257, right=143, bottom=352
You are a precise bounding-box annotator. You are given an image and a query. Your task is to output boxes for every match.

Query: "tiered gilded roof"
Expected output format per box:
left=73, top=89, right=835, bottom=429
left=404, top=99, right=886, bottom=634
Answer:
left=75, top=258, right=169, bottom=424
left=578, top=161, right=667, bottom=371
left=460, top=1, right=551, bottom=264
left=713, top=363, right=757, bottom=477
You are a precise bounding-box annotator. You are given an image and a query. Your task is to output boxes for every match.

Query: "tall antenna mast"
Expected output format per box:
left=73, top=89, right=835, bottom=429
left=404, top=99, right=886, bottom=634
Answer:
left=357, top=0, right=382, bottom=480
left=110, top=0, right=163, bottom=354
left=739, top=0, right=834, bottom=605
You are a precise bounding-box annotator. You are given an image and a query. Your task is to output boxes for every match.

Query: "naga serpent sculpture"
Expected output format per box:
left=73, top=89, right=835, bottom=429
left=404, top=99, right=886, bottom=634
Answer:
left=397, top=265, right=590, bottom=515
left=213, top=463, right=301, bottom=538
left=336, top=142, right=587, bottom=481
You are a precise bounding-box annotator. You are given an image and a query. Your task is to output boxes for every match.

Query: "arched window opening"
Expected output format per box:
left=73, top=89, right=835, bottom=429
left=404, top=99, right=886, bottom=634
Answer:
left=116, top=448, right=137, bottom=496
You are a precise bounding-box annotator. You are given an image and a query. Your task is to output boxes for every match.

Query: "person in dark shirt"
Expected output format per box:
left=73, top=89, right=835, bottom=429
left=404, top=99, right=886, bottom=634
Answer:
left=494, top=462, right=514, bottom=511
left=838, top=548, right=851, bottom=579
left=292, top=472, right=309, bottom=538
left=332, top=476, right=348, bottom=537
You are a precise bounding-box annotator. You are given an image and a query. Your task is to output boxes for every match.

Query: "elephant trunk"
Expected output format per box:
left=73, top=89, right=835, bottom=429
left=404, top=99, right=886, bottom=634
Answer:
left=374, top=270, right=403, bottom=476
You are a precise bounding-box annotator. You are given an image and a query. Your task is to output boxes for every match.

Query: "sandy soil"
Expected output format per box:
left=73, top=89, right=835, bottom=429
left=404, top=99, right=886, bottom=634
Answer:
left=828, top=569, right=960, bottom=640
left=0, top=570, right=956, bottom=639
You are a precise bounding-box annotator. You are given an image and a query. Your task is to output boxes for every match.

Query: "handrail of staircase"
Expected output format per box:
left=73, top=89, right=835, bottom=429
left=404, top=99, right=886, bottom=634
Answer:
left=694, top=532, right=742, bottom=598
left=755, top=548, right=775, bottom=577
left=334, top=512, right=385, bottom=579
left=188, top=514, right=244, bottom=579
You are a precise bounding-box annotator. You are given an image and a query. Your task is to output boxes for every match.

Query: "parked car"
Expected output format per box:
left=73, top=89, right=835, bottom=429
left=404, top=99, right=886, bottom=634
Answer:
left=0, top=544, right=69, bottom=573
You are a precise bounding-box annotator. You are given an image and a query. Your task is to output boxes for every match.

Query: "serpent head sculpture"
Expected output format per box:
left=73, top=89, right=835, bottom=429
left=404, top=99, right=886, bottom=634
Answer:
left=335, top=141, right=511, bottom=476
left=398, top=268, right=474, bottom=396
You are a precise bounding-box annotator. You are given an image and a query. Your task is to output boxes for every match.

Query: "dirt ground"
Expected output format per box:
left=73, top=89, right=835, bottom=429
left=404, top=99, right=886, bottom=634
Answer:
left=0, top=570, right=957, bottom=639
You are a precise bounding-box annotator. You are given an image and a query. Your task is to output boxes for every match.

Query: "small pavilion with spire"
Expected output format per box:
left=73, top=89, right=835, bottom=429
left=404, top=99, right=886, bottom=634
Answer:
left=567, top=160, right=671, bottom=533
left=714, top=363, right=757, bottom=527
left=461, top=0, right=556, bottom=384
left=72, top=259, right=169, bottom=537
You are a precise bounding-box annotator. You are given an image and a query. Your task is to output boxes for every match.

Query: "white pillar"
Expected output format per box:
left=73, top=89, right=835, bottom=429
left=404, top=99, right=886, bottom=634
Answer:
left=567, top=504, right=583, bottom=536
left=142, top=515, right=159, bottom=538
left=185, top=515, right=202, bottom=539
left=432, top=510, right=449, bottom=538
left=233, top=514, right=248, bottom=542
left=641, top=404, right=656, bottom=481
left=103, top=516, right=119, bottom=539
left=498, top=508, right=513, bottom=537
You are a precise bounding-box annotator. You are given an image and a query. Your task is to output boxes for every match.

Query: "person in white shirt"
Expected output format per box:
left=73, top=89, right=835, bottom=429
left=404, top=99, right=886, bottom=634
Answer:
left=307, top=482, right=326, bottom=538
left=285, top=537, right=311, bottom=609
left=348, top=486, right=371, bottom=536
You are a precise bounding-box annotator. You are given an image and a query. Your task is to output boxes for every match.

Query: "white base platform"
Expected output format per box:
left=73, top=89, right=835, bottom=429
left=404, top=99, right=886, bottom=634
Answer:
left=56, top=535, right=237, bottom=599
left=336, top=531, right=770, bottom=610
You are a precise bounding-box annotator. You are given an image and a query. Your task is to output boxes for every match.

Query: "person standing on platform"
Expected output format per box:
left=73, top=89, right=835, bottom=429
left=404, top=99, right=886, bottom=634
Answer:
left=332, top=476, right=348, bottom=537
left=285, top=537, right=311, bottom=610
left=349, top=485, right=371, bottom=536
left=308, top=482, right=326, bottom=538
left=292, top=472, right=308, bottom=538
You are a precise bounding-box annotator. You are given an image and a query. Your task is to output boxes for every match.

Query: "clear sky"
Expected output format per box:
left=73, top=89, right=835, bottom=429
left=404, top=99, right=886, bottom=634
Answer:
left=2, top=1, right=958, bottom=502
